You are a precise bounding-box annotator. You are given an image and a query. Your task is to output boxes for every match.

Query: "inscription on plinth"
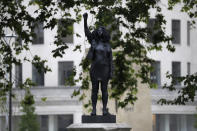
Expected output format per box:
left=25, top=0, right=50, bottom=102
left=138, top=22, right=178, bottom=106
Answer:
left=82, top=115, right=116, bottom=123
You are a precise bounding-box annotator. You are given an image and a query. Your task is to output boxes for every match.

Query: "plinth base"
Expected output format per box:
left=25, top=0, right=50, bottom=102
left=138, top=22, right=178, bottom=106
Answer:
left=67, top=123, right=131, bottom=131
left=82, top=115, right=116, bottom=123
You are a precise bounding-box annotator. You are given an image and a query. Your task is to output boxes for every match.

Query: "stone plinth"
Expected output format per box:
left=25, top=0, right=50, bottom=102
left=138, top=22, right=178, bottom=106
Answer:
left=82, top=115, right=116, bottom=123
left=67, top=123, right=131, bottom=131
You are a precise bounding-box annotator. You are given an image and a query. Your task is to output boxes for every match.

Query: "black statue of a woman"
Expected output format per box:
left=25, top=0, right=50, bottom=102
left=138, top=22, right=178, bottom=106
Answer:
left=83, top=13, right=113, bottom=116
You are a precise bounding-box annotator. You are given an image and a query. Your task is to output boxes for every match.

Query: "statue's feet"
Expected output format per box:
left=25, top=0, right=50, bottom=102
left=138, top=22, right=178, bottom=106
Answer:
left=91, top=108, right=96, bottom=116
left=103, top=108, right=111, bottom=116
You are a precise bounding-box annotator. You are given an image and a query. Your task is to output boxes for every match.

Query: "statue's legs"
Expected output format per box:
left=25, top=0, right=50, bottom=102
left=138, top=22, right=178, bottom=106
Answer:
left=91, top=79, right=99, bottom=115
left=101, top=79, right=109, bottom=115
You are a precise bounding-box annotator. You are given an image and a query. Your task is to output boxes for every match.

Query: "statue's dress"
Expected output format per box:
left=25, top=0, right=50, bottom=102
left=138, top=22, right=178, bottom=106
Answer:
left=89, top=40, right=112, bottom=81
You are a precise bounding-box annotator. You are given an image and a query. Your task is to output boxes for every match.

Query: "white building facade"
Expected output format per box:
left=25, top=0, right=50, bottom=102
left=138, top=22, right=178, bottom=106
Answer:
left=148, top=1, right=197, bottom=131
left=0, top=1, right=86, bottom=130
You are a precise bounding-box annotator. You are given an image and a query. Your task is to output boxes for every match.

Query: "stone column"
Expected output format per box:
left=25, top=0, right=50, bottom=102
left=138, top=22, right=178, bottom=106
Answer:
left=164, top=115, right=170, bottom=131
left=74, top=112, right=82, bottom=124
left=159, top=114, right=170, bottom=131
left=49, top=115, right=58, bottom=131
left=0, top=116, right=2, bottom=131
left=180, top=115, right=187, bottom=131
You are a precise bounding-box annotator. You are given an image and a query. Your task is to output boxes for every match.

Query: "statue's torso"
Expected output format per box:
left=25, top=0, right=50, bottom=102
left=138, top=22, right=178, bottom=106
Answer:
left=93, top=41, right=110, bottom=64
left=90, top=41, right=111, bottom=81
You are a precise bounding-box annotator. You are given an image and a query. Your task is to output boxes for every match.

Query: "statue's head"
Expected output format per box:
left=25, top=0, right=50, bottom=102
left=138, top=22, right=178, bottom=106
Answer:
left=97, top=26, right=105, bottom=37
left=92, top=26, right=110, bottom=42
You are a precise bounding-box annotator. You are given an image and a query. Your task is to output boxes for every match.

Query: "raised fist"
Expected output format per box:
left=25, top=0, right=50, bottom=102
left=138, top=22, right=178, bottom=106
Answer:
left=83, top=13, right=88, bottom=19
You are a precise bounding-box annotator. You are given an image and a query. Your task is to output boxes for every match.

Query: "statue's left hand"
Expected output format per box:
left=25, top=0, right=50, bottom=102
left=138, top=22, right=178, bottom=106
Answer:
left=83, top=13, right=88, bottom=20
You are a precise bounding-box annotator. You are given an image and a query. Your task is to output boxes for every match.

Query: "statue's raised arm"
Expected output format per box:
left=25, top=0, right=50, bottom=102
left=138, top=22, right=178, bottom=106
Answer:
left=83, top=13, right=93, bottom=43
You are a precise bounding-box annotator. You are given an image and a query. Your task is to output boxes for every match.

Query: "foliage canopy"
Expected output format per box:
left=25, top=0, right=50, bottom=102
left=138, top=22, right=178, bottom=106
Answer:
left=0, top=0, right=197, bottom=112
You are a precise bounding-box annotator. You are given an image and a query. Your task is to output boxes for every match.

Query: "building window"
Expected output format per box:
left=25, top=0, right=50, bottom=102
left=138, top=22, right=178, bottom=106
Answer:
left=172, top=61, right=181, bottom=85
left=32, top=65, right=44, bottom=86
left=32, top=21, right=44, bottom=44
left=16, top=36, right=22, bottom=45
left=187, top=21, right=190, bottom=46
left=58, top=61, right=73, bottom=86
left=40, top=115, right=48, bottom=131
left=150, top=61, right=161, bottom=86
left=187, top=62, right=191, bottom=75
left=172, top=20, right=181, bottom=44
left=58, top=115, right=73, bottom=131
left=147, top=18, right=156, bottom=43
left=153, top=114, right=196, bottom=131
left=58, top=19, right=74, bottom=44
left=15, top=63, right=22, bottom=88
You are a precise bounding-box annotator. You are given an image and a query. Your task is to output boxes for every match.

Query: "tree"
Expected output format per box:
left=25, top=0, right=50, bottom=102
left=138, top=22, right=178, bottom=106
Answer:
left=19, top=79, right=40, bottom=131
left=195, top=114, right=197, bottom=129
left=0, top=0, right=197, bottom=117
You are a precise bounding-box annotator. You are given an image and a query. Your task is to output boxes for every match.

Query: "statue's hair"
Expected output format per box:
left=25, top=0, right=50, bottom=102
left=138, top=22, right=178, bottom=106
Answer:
left=92, top=26, right=111, bottom=42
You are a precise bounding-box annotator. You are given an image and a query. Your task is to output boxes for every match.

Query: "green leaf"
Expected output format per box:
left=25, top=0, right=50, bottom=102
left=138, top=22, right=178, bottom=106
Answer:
left=41, top=97, right=47, bottom=102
